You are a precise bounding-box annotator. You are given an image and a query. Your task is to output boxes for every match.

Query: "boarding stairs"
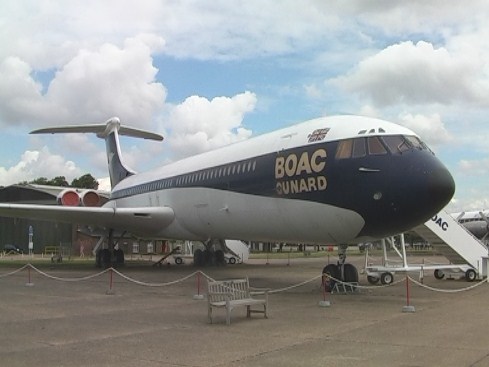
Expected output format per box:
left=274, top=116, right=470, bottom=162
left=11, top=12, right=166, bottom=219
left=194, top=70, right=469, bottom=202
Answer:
left=412, top=210, right=489, bottom=277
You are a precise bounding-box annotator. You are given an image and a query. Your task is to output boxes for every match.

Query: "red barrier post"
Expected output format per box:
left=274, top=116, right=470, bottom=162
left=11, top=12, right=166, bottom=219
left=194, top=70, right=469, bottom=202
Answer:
left=318, top=274, right=331, bottom=307
left=25, top=266, right=34, bottom=287
left=106, top=268, right=115, bottom=295
left=402, top=275, right=415, bottom=313
left=193, top=271, right=204, bottom=300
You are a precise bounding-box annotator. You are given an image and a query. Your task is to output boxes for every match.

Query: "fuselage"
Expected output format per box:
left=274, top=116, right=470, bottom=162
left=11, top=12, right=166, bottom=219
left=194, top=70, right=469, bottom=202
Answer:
left=452, top=211, right=489, bottom=239
left=108, top=115, right=455, bottom=244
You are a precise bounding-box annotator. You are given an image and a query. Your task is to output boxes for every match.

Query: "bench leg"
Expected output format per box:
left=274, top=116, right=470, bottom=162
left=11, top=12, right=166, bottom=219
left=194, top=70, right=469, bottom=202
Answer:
left=246, top=305, right=251, bottom=318
left=208, top=306, right=213, bottom=324
left=226, top=307, right=231, bottom=325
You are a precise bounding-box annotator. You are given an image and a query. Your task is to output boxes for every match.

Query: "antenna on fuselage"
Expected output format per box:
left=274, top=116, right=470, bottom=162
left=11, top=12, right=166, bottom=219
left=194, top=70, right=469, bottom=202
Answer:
left=30, top=117, right=163, bottom=189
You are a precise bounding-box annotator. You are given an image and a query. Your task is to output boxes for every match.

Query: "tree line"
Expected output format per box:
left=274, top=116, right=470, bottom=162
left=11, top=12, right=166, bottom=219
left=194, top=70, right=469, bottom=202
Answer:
left=19, top=173, right=99, bottom=190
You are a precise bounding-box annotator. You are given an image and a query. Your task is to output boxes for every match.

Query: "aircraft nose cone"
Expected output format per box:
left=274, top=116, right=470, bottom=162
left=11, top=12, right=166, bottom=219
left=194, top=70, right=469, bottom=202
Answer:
left=392, top=158, right=455, bottom=232
left=359, top=154, right=455, bottom=238
left=425, top=164, right=455, bottom=212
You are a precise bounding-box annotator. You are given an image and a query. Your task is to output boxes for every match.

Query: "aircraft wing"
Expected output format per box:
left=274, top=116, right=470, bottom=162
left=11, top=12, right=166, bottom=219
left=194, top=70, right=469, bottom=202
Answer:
left=0, top=204, right=174, bottom=236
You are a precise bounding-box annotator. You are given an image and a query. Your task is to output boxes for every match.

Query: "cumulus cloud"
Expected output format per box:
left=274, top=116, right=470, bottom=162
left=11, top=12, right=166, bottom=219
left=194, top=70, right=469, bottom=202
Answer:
left=458, top=158, right=489, bottom=176
left=0, top=147, right=81, bottom=186
left=397, top=112, right=452, bottom=146
left=0, top=57, right=54, bottom=123
left=332, top=41, right=489, bottom=107
left=166, top=92, right=257, bottom=159
left=0, top=34, right=166, bottom=127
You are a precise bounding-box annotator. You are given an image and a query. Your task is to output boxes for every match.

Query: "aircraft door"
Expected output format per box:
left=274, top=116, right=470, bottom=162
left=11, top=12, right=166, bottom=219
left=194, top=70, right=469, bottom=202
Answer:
left=274, top=131, right=297, bottom=153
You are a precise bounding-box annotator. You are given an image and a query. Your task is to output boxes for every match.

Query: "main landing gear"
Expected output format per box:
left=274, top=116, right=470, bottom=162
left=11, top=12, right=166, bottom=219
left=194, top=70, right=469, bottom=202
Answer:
left=95, top=229, right=126, bottom=268
left=193, top=239, right=228, bottom=267
left=322, top=244, right=359, bottom=292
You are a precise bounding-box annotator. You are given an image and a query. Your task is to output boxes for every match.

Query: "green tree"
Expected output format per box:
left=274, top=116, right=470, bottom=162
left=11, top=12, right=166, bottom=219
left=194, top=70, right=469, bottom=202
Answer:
left=49, top=176, right=69, bottom=187
left=71, top=173, right=99, bottom=190
left=28, top=176, right=69, bottom=187
left=30, top=177, right=49, bottom=185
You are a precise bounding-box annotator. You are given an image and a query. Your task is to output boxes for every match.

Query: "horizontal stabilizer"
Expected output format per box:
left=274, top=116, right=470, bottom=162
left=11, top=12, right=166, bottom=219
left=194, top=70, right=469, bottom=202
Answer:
left=30, top=117, right=163, bottom=141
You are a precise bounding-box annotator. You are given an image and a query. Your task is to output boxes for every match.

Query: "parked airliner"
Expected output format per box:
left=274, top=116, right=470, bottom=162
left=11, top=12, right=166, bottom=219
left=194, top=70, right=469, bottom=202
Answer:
left=453, top=210, right=489, bottom=241
left=0, top=115, right=455, bottom=280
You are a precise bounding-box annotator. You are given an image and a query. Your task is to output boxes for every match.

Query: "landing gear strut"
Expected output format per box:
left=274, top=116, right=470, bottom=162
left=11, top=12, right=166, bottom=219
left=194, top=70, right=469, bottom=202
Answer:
left=193, top=239, right=227, bottom=267
left=95, top=229, right=126, bottom=268
left=322, top=244, right=359, bottom=291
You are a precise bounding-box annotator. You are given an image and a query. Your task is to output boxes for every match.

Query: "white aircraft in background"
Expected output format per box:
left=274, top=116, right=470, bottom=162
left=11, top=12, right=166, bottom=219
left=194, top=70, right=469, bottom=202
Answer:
left=0, top=115, right=455, bottom=282
left=453, top=211, right=489, bottom=242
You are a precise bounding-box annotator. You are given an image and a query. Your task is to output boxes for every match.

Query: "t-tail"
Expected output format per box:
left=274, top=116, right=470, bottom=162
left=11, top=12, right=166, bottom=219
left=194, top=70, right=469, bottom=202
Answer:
left=30, top=117, right=163, bottom=189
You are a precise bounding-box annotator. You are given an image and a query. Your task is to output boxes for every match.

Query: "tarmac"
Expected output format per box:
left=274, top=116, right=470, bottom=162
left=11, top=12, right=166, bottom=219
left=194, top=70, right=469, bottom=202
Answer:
left=1, top=255, right=489, bottom=367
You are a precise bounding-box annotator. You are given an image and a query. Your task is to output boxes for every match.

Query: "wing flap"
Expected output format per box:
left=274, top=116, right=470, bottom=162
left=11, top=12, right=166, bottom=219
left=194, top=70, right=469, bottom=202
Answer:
left=0, top=204, right=174, bottom=236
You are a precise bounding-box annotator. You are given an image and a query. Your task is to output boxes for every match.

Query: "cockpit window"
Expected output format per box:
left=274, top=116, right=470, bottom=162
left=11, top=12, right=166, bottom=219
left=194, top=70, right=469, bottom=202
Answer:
left=405, top=135, right=427, bottom=150
left=335, top=134, right=432, bottom=160
left=367, top=137, right=387, bottom=155
left=335, top=139, right=353, bottom=159
left=382, top=135, right=410, bottom=154
left=352, top=138, right=366, bottom=158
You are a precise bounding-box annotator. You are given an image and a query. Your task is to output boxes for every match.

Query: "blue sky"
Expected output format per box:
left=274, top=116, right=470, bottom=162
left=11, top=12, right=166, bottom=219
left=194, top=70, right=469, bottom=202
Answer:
left=1, top=1, right=489, bottom=211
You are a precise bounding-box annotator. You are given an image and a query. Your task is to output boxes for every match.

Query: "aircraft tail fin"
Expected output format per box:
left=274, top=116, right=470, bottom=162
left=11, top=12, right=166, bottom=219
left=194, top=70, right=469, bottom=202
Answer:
left=30, top=117, right=163, bottom=189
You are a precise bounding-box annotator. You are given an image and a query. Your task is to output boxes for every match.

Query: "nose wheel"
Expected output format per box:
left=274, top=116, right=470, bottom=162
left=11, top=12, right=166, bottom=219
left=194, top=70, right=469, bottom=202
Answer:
left=322, top=244, right=359, bottom=291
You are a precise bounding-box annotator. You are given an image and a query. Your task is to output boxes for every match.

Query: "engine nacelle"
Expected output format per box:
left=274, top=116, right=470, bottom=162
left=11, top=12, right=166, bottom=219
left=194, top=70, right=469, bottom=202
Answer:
left=57, top=189, right=80, bottom=206
left=80, top=190, right=100, bottom=207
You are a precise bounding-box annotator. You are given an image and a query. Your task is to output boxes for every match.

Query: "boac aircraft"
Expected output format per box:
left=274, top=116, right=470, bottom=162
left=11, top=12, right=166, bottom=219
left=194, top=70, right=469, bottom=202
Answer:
left=0, top=115, right=455, bottom=282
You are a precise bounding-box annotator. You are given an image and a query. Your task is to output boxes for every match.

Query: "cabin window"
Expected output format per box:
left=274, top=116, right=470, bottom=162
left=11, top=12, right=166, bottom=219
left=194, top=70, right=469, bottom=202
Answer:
left=367, top=137, right=387, bottom=155
left=335, top=139, right=353, bottom=159
left=352, top=138, right=366, bottom=158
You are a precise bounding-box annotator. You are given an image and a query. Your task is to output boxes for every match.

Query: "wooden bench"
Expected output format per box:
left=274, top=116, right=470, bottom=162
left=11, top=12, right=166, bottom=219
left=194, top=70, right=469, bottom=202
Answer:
left=207, top=278, right=269, bottom=325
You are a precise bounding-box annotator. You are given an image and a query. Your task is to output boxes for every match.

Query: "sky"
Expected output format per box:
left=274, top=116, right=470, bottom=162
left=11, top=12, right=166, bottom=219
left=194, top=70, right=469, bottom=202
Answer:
left=0, top=1, right=488, bottom=212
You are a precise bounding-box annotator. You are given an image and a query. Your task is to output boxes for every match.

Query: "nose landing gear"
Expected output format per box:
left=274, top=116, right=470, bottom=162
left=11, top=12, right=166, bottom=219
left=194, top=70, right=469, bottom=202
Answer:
left=322, top=244, right=359, bottom=292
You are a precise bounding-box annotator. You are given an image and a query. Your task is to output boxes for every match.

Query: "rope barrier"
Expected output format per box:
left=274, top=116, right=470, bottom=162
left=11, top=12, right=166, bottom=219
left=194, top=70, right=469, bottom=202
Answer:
left=321, top=273, right=405, bottom=290
left=0, top=264, right=29, bottom=278
left=111, top=268, right=203, bottom=287
left=0, top=264, right=486, bottom=297
left=268, top=274, right=323, bottom=294
left=28, top=264, right=110, bottom=282
left=407, top=275, right=487, bottom=293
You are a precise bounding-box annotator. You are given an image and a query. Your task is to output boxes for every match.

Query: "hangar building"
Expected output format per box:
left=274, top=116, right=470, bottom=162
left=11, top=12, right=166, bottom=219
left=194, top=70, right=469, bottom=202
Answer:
left=0, top=184, right=107, bottom=256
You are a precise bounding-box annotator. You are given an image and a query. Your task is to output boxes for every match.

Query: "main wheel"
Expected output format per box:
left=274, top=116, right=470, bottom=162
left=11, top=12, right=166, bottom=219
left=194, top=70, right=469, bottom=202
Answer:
left=343, top=263, right=359, bottom=283
left=434, top=269, right=445, bottom=279
left=95, top=249, right=102, bottom=268
left=100, top=249, right=111, bottom=269
left=114, top=248, right=124, bottom=266
left=465, top=269, right=477, bottom=282
left=215, top=250, right=225, bottom=265
left=193, top=249, right=204, bottom=266
left=380, top=272, right=394, bottom=285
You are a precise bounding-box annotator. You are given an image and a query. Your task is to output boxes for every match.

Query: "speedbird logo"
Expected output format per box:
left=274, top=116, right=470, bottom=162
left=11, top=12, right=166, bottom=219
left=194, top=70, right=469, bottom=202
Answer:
left=275, top=148, right=327, bottom=195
